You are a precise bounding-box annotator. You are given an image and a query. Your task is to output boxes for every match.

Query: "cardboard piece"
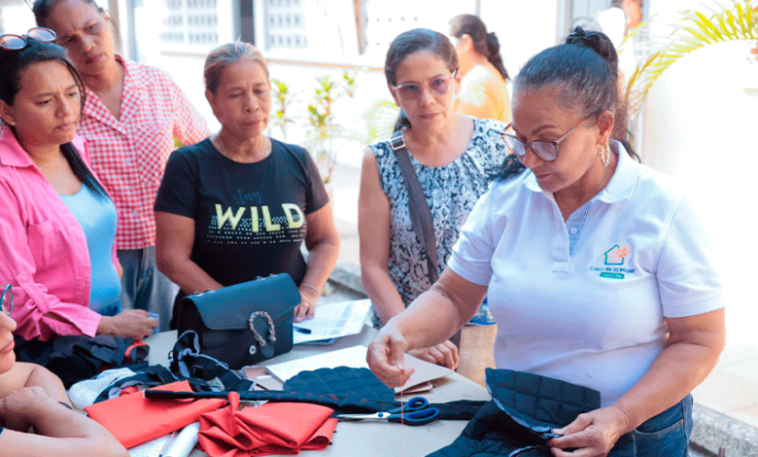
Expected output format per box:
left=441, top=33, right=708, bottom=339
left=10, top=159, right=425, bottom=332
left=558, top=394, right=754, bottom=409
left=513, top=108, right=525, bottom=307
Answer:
left=264, top=345, right=453, bottom=394
left=242, top=366, right=285, bottom=391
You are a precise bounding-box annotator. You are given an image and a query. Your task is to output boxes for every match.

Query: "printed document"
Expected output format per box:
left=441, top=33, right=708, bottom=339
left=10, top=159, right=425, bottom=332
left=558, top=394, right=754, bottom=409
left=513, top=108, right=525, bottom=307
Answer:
left=293, top=299, right=371, bottom=344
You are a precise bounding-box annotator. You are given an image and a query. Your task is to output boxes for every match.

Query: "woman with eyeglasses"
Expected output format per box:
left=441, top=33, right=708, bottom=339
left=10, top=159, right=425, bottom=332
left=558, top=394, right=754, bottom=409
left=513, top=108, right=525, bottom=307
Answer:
left=0, top=32, right=156, bottom=342
left=368, top=28, right=724, bottom=456
left=33, top=0, right=208, bottom=331
left=359, top=28, right=507, bottom=369
left=0, top=287, right=128, bottom=457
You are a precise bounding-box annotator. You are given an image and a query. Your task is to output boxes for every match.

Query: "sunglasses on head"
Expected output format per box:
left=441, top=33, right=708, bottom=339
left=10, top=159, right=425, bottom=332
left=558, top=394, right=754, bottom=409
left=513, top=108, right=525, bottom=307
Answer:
left=0, top=27, right=57, bottom=51
left=392, top=70, right=457, bottom=102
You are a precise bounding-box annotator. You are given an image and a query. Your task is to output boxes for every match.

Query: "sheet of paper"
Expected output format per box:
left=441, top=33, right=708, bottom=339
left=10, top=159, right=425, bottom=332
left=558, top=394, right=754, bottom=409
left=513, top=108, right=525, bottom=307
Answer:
left=128, top=434, right=170, bottom=457
left=127, top=423, right=199, bottom=457
left=293, top=299, right=371, bottom=344
left=242, top=366, right=285, bottom=391
left=265, top=345, right=453, bottom=393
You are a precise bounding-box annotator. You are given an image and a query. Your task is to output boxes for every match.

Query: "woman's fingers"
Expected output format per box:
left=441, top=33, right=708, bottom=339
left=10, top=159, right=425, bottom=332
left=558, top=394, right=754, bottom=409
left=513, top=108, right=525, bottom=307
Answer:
left=367, top=333, right=414, bottom=387
left=548, top=406, right=630, bottom=457
left=305, top=301, right=316, bottom=319
left=113, top=309, right=156, bottom=340
left=553, top=413, right=593, bottom=437
left=408, top=348, right=438, bottom=365
left=439, top=341, right=459, bottom=369
left=293, top=301, right=309, bottom=323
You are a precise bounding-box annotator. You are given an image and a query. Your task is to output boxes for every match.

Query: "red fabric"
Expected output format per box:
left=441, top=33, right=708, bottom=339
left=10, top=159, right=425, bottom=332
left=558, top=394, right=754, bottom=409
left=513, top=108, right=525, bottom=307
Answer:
left=119, top=386, right=139, bottom=396
left=123, top=341, right=147, bottom=363
left=198, top=392, right=337, bottom=457
left=84, top=381, right=226, bottom=448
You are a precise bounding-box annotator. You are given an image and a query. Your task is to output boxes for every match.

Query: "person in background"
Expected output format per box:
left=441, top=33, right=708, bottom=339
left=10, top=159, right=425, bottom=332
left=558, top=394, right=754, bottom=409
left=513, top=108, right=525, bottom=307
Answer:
left=368, top=28, right=724, bottom=456
left=0, top=32, right=156, bottom=341
left=155, top=42, right=339, bottom=324
left=34, top=0, right=208, bottom=331
left=359, top=29, right=508, bottom=369
left=597, top=0, right=643, bottom=83
left=0, top=286, right=128, bottom=457
left=448, top=14, right=511, bottom=123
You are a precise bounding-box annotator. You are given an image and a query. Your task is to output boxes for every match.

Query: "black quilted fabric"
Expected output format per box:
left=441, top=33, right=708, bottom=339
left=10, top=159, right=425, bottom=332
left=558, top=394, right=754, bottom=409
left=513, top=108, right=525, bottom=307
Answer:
left=486, top=368, right=601, bottom=434
left=427, top=368, right=602, bottom=457
left=283, top=366, right=395, bottom=402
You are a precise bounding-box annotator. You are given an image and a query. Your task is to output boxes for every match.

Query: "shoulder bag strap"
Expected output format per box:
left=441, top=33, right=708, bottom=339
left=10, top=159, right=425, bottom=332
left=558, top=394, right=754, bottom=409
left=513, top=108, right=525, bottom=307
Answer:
left=390, top=131, right=439, bottom=284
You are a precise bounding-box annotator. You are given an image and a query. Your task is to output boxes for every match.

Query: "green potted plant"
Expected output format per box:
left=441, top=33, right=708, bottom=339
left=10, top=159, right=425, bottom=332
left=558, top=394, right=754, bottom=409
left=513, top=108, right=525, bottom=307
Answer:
left=307, top=75, right=341, bottom=184
left=270, top=79, right=294, bottom=141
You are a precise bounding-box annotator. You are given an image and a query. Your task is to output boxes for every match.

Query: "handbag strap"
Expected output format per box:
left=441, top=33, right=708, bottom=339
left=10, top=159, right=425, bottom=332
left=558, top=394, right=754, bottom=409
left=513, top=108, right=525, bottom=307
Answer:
left=390, top=131, right=439, bottom=284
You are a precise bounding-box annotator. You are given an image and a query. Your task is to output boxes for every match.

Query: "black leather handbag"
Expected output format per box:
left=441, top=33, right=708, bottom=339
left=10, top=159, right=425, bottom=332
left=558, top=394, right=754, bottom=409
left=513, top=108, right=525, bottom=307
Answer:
left=175, top=274, right=301, bottom=369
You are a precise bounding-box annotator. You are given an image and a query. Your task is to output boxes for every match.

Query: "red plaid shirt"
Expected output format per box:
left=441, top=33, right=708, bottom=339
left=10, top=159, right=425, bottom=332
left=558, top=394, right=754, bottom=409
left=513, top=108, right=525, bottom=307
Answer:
left=78, top=55, right=208, bottom=250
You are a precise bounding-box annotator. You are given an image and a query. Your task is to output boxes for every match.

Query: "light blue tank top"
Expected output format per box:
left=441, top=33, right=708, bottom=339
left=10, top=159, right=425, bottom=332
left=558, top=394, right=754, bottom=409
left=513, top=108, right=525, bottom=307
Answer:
left=60, top=183, right=121, bottom=314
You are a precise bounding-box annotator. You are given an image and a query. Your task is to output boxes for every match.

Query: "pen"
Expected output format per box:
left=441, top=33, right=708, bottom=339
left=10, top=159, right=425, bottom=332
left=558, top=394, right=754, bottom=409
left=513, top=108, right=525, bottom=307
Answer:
left=158, top=430, right=178, bottom=457
left=293, top=326, right=312, bottom=334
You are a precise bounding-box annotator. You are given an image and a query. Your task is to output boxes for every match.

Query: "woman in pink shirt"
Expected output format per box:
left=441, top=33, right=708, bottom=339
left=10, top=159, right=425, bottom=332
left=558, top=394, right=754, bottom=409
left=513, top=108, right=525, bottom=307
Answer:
left=34, top=0, right=208, bottom=331
left=0, top=30, right=156, bottom=341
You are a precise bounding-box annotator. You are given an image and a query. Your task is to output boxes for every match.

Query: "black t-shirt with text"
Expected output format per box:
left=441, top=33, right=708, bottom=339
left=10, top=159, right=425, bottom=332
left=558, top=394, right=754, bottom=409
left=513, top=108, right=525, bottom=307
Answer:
left=155, top=138, right=329, bottom=287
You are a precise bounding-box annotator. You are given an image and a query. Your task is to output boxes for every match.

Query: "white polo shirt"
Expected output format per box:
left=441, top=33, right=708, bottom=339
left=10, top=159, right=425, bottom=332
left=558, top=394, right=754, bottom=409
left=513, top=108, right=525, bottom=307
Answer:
left=448, top=141, right=723, bottom=406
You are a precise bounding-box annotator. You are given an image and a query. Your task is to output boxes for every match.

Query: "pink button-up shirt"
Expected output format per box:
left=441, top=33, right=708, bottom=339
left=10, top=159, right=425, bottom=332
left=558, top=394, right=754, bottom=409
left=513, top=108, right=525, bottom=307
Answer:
left=0, top=126, right=117, bottom=341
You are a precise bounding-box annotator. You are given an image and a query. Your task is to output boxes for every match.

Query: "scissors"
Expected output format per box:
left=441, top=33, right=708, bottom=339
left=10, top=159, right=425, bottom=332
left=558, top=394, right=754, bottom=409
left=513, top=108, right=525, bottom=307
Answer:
left=336, top=396, right=440, bottom=426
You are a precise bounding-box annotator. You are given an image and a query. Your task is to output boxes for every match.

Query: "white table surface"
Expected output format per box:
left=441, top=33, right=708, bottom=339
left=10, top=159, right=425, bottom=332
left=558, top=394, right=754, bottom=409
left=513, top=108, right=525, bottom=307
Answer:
left=143, top=325, right=491, bottom=457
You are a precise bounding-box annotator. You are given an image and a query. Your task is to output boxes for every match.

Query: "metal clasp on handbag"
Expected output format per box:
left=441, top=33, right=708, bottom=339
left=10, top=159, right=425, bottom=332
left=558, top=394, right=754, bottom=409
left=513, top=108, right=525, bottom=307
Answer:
left=247, top=311, right=276, bottom=358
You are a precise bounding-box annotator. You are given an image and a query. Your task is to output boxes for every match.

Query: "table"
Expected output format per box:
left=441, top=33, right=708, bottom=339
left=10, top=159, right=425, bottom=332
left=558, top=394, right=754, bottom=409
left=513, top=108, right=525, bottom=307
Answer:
left=143, top=326, right=491, bottom=457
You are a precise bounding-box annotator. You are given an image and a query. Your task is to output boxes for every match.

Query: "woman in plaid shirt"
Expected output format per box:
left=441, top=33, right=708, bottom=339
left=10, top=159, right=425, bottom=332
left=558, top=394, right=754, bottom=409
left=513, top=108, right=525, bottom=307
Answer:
left=34, top=0, right=208, bottom=330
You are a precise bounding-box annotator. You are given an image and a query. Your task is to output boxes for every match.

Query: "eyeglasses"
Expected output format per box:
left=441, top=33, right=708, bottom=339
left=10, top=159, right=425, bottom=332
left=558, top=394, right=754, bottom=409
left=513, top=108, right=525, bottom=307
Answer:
left=1, top=285, right=12, bottom=317
left=500, top=113, right=598, bottom=162
left=0, top=27, right=57, bottom=51
left=392, top=71, right=457, bottom=102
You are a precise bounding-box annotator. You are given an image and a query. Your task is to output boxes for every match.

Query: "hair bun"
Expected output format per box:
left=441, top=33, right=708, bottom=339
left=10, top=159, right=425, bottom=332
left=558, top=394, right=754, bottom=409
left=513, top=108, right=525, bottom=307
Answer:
left=565, top=26, right=618, bottom=71
left=486, top=32, right=500, bottom=55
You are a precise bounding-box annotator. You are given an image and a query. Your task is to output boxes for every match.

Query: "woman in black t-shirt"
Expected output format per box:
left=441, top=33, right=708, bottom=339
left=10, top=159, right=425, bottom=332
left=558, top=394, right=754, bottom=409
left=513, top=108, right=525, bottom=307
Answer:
left=155, top=42, right=340, bottom=323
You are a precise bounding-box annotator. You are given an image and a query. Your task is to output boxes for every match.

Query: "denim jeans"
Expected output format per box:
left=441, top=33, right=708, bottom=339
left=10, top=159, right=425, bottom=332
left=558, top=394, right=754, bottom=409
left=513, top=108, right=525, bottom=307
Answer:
left=611, top=394, right=694, bottom=457
left=96, top=301, right=122, bottom=317
left=117, top=245, right=178, bottom=332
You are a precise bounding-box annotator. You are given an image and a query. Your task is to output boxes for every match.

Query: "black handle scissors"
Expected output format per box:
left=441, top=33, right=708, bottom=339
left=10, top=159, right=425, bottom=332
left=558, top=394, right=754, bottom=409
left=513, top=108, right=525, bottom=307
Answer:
left=336, top=396, right=440, bottom=426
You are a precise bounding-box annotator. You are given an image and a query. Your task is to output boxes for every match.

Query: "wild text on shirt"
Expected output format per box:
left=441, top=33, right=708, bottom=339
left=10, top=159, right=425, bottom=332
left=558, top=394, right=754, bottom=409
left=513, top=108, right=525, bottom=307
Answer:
left=215, top=203, right=305, bottom=233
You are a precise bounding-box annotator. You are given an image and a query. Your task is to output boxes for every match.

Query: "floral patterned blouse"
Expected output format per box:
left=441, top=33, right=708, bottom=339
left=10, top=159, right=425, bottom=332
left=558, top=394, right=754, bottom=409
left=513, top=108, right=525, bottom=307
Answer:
left=370, top=117, right=508, bottom=327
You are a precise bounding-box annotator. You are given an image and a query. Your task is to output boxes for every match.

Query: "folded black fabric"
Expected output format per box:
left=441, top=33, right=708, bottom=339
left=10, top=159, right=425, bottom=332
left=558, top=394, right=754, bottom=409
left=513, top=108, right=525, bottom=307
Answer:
left=170, top=330, right=254, bottom=392
left=427, top=368, right=602, bottom=457
left=146, top=387, right=486, bottom=420
left=92, top=331, right=255, bottom=403
left=283, top=366, right=396, bottom=401
left=13, top=334, right=149, bottom=387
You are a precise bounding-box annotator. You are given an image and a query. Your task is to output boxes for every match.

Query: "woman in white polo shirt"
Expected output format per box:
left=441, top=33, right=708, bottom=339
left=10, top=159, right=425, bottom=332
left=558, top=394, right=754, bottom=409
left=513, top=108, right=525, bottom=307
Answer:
left=367, top=27, right=725, bottom=457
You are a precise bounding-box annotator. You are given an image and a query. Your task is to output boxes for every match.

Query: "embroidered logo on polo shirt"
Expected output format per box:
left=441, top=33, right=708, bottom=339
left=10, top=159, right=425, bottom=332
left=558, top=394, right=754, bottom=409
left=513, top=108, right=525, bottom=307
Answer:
left=589, top=244, right=635, bottom=279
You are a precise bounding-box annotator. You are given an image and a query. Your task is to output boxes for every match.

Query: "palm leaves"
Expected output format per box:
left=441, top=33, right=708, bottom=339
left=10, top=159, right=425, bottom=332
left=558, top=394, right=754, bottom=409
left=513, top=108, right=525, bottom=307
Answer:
left=626, top=0, right=758, bottom=119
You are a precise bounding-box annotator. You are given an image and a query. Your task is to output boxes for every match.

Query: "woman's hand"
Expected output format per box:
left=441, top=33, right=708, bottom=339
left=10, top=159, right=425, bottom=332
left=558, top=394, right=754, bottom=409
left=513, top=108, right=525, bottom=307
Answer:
left=0, top=386, right=55, bottom=431
left=294, top=285, right=320, bottom=323
left=408, top=340, right=459, bottom=370
left=548, top=404, right=631, bottom=457
left=367, top=326, right=415, bottom=388
left=97, top=310, right=158, bottom=340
